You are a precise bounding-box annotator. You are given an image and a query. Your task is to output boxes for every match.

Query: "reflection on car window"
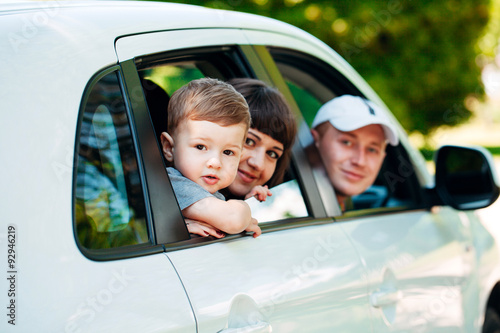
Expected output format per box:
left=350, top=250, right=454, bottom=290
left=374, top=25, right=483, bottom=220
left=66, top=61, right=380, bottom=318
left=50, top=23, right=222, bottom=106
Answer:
left=75, top=71, right=149, bottom=249
left=246, top=179, right=308, bottom=223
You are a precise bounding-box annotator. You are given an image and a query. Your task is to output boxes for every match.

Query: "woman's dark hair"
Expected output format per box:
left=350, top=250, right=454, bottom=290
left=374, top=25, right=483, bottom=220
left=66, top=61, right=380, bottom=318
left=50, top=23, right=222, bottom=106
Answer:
left=228, top=78, right=297, bottom=188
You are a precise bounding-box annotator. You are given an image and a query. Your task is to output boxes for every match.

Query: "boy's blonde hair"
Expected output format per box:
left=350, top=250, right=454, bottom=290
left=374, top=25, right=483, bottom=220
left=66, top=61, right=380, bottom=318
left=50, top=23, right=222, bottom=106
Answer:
left=167, top=78, right=250, bottom=135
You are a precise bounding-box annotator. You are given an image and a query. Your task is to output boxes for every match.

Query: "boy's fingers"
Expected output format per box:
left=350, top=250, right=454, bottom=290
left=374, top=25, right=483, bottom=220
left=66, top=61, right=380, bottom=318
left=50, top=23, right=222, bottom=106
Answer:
left=247, top=219, right=261, bottom=238
left=252, top=226, right=262, bottom=238
left=186, top=220, right=225, bottom=238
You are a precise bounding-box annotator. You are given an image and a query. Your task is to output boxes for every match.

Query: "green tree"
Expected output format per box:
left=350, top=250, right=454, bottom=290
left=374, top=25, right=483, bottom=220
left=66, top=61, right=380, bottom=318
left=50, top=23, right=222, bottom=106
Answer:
left=157, top=0, right=493, bottom=135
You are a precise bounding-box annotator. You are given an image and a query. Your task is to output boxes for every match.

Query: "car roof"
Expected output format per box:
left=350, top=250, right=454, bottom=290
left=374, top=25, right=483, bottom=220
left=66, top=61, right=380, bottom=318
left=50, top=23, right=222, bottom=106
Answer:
left=0, top=1, right=333, bottom=124
left=0, top=1, right=312, bottom=41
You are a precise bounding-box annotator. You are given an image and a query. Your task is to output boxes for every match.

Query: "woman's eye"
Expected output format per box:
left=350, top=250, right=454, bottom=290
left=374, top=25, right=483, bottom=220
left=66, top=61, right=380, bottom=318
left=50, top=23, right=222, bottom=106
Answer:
left=245, top=138, right=256, bottom=147
left=368, top=147, right=380, bottom=154
left=267, top=151, right=280, bottom=159
left=196, top=145, right=206, bottom=150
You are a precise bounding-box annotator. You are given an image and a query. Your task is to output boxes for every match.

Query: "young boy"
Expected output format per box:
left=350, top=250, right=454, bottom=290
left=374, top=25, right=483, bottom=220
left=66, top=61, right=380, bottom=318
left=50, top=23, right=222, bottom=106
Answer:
left=160, top=78, right=261, bottom=238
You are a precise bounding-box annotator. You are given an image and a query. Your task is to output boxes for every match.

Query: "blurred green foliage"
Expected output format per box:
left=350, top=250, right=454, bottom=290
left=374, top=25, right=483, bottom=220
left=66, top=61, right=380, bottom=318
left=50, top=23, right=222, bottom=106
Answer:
left=158, top=0, right=497, bottom=136
left=420, top=145, right=500, bottom=161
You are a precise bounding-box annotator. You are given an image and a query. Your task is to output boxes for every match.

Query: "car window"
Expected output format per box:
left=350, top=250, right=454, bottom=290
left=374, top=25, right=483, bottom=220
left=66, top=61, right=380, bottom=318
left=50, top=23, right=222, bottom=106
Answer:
left=269, top=47, right=423, bottom=212
left=246, top=179, right=307, bottom=222
left=142, top=63, right=206, bottom=94
left=136, top=47, right=311, bottom=224
left=75, top=70, right=149, bottom=250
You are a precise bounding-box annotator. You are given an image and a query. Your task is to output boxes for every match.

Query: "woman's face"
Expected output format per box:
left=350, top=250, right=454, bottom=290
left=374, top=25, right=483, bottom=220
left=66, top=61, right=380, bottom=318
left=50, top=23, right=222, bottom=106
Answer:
left=228, top=128, right=284, bottom=197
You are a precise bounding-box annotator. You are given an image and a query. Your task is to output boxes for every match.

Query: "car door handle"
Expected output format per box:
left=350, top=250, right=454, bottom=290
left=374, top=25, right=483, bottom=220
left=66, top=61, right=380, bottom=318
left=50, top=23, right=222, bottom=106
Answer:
left=218, top=321, right=272, bottom=333
left=370, top=289, right=402, bottom=308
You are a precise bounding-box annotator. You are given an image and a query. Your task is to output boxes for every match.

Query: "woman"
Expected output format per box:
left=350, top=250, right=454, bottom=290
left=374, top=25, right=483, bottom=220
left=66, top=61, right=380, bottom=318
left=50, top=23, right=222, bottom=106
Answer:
left=186, top=78, right=297, bottom=238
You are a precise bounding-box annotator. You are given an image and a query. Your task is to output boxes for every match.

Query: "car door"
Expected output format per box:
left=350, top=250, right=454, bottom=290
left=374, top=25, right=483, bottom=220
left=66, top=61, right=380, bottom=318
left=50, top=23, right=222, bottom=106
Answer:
left=116, top=29, right=373, bottom=332
left=255, top=33, right=477, bottom=331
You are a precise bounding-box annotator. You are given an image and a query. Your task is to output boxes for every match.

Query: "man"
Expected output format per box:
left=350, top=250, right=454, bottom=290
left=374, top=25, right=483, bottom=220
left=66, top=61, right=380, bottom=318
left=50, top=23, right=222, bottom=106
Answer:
left=311, top=95, right=399, bottom=211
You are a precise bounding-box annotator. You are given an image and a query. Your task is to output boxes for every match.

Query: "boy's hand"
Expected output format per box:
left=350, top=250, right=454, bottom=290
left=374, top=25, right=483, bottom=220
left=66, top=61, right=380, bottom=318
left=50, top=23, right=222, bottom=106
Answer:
left=185, top=219, right=226, bottom=238
left=244, top=185, right=272, bottom=202
left=245, top=217, right=262, bottom=238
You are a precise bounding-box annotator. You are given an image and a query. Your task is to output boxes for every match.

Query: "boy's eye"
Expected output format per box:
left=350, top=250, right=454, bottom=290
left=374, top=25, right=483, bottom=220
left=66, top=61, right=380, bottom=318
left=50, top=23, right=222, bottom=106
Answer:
left=196, top=145, right=206, bottom=150
left=368, top=147, right=380, bottom=154
left=223, top=150, right=234, bottom=156
left=245, top=138, right=256, bottom=147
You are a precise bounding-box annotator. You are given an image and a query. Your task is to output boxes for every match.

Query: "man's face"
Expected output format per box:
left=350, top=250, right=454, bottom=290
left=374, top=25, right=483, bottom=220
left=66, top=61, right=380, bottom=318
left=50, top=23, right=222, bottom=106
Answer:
left=312, top=122, right=387, bottom=201
left=162, top=119, right=246, bottom=194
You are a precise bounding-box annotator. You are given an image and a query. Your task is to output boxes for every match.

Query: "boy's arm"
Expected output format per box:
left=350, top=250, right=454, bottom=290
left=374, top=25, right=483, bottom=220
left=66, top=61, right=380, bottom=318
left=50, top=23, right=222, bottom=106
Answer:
left=182, top=197, right=259, bottom=235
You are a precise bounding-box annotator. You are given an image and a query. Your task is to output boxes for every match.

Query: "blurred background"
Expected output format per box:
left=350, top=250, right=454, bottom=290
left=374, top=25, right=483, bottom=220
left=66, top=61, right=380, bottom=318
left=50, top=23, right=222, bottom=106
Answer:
left=156, top=0, right=500, bottom=164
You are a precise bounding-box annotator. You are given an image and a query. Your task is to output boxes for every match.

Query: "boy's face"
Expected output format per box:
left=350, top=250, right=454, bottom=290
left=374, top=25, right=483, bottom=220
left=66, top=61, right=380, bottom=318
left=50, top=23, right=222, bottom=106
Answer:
left=162, top=119, right=246, bottom=194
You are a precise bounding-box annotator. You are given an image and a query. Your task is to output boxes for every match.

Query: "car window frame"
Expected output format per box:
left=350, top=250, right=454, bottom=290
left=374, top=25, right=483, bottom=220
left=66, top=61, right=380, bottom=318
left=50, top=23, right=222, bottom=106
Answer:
left=73, top=65, right=167, bottom=261
left=76, top=33, right=361, bottom=259
left=124, top=44, right=329, bottom=246
left=74, top=41, right=428, bottom=260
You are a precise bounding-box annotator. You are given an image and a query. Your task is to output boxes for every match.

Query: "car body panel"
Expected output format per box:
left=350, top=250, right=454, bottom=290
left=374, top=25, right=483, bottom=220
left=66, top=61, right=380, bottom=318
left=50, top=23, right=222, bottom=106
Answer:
left=1, top=2, right=499, bottom=333
left=340, top=209, right=474, bottom=332
left=1, top=4, right=197, bottom=332
left=115, top=29, right=249, bottom=62
left=167, top=221, right=372, bottom=332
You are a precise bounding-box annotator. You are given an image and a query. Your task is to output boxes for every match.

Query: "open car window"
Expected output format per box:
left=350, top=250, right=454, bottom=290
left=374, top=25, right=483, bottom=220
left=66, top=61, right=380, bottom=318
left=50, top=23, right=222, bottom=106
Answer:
left=269, top=47, right=424, bottom=213
left=135, top=46, right=311, bottom=227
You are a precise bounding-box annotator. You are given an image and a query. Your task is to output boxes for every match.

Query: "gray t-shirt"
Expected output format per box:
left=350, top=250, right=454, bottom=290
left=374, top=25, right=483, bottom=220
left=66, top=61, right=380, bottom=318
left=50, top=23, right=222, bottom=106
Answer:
left=167, top=167, right=225, bottom=210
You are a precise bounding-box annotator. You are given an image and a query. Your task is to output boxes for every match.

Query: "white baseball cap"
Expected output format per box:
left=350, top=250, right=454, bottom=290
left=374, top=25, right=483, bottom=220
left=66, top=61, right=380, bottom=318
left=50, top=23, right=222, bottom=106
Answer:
left=311, top=95, right=399, bottom=146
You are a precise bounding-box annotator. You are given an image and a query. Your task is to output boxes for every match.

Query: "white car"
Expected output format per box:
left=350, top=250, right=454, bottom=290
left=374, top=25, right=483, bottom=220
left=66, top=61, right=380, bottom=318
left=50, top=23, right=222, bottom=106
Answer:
left=2, top=1, right=500, bottom=332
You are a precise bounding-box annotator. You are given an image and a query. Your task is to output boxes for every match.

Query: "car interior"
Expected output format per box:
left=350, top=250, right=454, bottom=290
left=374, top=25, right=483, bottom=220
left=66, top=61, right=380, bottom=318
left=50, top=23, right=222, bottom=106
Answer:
left=133, top=47, right=425, bottom=218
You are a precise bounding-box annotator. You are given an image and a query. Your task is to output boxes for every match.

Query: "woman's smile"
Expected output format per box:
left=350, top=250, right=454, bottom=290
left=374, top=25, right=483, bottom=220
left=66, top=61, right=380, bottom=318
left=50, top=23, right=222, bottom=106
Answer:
left=237, top=169, right=258, bottom=183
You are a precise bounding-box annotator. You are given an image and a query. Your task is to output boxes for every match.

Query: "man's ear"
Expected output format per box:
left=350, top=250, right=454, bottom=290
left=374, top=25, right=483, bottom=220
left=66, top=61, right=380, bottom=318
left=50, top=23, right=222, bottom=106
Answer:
left=160, top=132, right=175, bottom=162
left=311, top=128, right=320, bottom=148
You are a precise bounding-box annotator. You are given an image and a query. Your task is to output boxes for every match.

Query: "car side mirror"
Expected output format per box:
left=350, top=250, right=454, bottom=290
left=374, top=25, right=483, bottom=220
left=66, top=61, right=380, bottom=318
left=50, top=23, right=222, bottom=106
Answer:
left=434, top=145, right=500, bottom=210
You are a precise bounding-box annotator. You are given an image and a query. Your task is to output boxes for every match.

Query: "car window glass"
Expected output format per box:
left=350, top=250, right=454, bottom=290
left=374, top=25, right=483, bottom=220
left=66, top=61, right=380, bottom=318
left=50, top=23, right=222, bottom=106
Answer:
left=246, top=179, right=307, bottom=222
left=270, top=48, right=422, bottom=212
left=75, top=71, right=149, bottom=249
